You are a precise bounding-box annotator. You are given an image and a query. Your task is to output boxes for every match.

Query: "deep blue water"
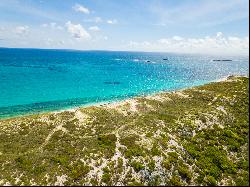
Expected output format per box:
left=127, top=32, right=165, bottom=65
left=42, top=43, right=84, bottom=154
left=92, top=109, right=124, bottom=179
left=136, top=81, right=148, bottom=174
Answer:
left=0, top=48, right=249, bottom=118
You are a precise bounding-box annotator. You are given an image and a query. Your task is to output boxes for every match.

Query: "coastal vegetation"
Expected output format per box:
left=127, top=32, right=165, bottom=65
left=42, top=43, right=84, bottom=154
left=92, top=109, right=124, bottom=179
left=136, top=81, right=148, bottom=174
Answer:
left=0, top=76, right=248, bottom=186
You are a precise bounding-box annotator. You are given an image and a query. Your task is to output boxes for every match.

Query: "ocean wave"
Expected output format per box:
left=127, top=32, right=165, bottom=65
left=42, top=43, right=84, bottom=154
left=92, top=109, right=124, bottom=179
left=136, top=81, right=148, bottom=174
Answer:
left=114, top=58, right=122, bottom=61
left=132, top=59, right=139, bottom=62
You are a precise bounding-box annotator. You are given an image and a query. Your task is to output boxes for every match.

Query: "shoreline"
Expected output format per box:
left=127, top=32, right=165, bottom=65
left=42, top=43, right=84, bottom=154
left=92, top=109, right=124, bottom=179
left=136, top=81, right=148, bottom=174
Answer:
left=0, top=74, right=248, bottom=121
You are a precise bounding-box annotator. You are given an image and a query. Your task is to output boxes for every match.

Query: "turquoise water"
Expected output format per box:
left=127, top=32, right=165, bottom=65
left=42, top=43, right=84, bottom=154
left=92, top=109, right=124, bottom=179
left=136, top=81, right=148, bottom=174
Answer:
left=0, top=48, right=249, bottom=118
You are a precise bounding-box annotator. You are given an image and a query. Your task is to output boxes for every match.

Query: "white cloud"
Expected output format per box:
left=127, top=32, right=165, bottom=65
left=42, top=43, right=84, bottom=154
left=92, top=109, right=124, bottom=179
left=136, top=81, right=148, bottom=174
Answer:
left=41, top=22, right=63, bottom=30
left=0, top=27, right=4, bottom=39
left=51, top=23, right=63, bottom=30
left=91, top=35, right=109, bottom=42
left=45, top=38, right=53, bottom=45
left=56, top=26, right=63, bottom=30
left=15, top=26, right=29, bottom=35
left=65, top=21, right=91, bottom=40
left=84, top=17, right=103, bottom=23
left=41, top=23, right=48, bottom=28
left=128, top=41, right=139, bottom=46
left=50, top=22, right=57, bottom=28
left=88, top=26, right=100, bottom=31
left=126, top=32, right=249, bottom=55
left=45, top=38, right=65, bottom=46
left=59, top=40, right=65, bottom=45
left=172, top=36, right=183, bottom=41
left=158, top=38, right=170, bottom=45
left=73, top=4, right=90, bottom=14
left=107, top=19, right=118, bottom=24
left=94, top=17, right=102, bottom=23
left=216, top=32, right=223, bottom=38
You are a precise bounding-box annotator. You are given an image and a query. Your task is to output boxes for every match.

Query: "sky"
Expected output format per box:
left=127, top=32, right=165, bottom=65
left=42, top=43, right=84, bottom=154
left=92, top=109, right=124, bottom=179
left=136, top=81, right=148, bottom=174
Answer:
left=0, top=0, right=249, bottom=55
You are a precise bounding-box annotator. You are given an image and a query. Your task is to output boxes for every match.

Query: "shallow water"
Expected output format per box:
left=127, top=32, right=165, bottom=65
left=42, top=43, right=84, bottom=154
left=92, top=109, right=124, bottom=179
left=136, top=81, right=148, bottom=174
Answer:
left=0, top=48, right=248, bottom=118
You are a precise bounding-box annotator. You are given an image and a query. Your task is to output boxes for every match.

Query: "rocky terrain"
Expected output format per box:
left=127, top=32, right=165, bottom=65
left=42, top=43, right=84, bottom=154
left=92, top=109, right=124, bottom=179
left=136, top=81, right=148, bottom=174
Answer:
left=0, top=76, right=248, bottom=186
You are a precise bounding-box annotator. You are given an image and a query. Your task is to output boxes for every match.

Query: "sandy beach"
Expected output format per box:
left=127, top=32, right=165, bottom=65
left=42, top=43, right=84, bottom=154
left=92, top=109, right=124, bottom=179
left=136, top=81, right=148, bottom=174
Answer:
left=36, top=75, right=246, bottom=119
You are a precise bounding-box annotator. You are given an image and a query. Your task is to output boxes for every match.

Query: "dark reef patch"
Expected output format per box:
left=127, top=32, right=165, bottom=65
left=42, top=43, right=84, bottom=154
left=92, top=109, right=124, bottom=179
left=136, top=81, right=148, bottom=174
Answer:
left=104, top=81, right=121, bottom=85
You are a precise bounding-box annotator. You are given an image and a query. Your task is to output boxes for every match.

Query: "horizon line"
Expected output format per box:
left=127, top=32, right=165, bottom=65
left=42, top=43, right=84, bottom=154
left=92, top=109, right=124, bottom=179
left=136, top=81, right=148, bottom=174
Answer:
left=0, top=46, right=249, bottom=57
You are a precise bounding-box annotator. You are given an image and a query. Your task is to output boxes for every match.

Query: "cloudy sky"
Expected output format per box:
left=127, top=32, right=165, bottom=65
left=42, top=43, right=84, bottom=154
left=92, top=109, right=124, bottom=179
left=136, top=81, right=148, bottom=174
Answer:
left=0, top=0, right=249, bottom=55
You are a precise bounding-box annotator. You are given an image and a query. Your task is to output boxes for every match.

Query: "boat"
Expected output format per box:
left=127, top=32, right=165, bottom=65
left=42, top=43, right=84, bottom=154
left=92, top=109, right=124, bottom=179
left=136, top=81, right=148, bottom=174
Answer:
left=213, top=59, right=232, bottom=61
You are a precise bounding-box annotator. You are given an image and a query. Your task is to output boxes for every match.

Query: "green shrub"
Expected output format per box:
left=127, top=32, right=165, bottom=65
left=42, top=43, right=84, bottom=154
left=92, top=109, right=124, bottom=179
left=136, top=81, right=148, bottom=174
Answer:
left=15, top=156, right=32, bottom=170
left=163, top=160, right=172, bottom=170
left=169, top=175, right=182, bottom=186
left=128, top=181, right=144, bottom=186
left=178, top=164, right=192, bottom=181
left=168, top=152, right=179, bottom=163
left=148, top=160, right=155, bottom=171
left=205, top=175, right=216, bottom=186
left=33, top=165, right=46, bottom=175
left=97, top=134, right=117, bottom=148
left=131, top=161, right=145, bottom=172
left=151, top=146, right=161, bottom=156
left=148, top=175, right=161, bottom=186
left=102, top=173, right=111, bottom=184
left=97, top=134, right=117, bottom=158
left=70, top=163, right=90, bottom=181
left=51, top=155, right=68, bottom=166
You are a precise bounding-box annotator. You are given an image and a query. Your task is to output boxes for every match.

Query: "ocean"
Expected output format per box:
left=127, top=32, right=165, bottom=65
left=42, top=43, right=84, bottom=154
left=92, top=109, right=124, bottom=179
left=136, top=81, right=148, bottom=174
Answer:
left=0, top=48, right=249, bottom=118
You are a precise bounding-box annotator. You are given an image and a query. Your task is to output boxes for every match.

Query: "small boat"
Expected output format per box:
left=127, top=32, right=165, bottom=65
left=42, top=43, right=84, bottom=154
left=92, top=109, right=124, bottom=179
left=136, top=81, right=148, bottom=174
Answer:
left=163, top=58, right=168, bottom=60
left=221, top=59, right=233, bottom=61
left=213, top=59, right=232, bottom=61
